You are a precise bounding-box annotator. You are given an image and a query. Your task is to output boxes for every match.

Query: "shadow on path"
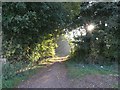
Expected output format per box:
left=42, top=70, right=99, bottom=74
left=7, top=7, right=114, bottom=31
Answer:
left=18, top=62, right=70, bottom=88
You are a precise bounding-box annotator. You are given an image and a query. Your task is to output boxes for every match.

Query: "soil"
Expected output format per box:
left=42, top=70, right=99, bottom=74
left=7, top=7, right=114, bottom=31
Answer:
left=69, top=75, right=118, bottom=88
left=18, top=62, right=118, bottom=88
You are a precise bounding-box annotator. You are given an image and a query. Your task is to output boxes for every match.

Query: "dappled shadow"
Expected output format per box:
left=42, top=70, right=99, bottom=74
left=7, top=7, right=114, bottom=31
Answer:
left=16, top=56, right=69, bottom=74
left=39, top=56, right=69, bottom=66
left=18, top=62, right=70, bottom=88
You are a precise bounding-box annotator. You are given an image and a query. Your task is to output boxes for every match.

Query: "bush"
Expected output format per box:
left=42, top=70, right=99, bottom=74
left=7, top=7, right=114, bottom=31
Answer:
left=2, top=61, right=28, bottom=80
left=2, top=62, right=16, bottom=80
left=2, top=59, right=44, bottom=88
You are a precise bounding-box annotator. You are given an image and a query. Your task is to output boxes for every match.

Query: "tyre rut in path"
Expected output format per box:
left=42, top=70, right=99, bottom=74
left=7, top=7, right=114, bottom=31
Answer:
left=18, top=62, right=70, bottom=88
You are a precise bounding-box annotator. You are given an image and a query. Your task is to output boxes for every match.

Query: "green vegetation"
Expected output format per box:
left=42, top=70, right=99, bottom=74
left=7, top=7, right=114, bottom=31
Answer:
left=65, top=61, right=118, bottom=79
left=2, top=61, right=44, bottom=88
left=69, top=2, right=120, bottom=64
left=112, top=84, right=119, bottom=88
left=2, top=2, right=80, bottom=88
left=1, top=2, right=119, bottom=88
left=2, top=2, right=80, bottom=62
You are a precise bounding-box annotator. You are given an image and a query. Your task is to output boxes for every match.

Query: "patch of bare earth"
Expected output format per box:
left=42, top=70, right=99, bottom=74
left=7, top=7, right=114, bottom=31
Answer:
left=18, top=62, right=70, bottom=88
left=18, top=62, right=118, bottom=88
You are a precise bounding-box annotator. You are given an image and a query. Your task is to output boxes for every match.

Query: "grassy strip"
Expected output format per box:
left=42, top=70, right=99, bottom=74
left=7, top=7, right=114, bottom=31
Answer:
left=65, top=61, right=118, bottom=79
left=2, top=63, right=44, bottom=88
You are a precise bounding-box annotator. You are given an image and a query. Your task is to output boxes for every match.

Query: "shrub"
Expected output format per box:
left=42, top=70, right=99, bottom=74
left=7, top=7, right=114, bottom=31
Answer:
left=2, top=61, right=28, bottom=80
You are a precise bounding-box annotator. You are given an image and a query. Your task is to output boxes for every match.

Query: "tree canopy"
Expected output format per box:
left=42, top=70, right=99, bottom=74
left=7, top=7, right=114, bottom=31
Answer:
left=2, top=2, right=119, bottom=64
left=2, top=2, right=80, bottom=62
left=70, top=2, right=120, bottom=64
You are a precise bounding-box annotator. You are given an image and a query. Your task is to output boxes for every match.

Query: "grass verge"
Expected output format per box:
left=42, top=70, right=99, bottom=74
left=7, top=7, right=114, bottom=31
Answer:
left=2, top=62, right=44, bottom=88
left=65, top=61, right=118, bottom=79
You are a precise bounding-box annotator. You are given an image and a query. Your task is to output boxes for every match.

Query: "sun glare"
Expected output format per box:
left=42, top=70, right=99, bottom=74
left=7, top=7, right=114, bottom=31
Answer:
left=87, top=24, right=95, bottom=32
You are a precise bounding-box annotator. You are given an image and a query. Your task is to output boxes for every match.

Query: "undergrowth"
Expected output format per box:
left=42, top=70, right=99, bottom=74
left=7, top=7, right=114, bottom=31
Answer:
left=2, top=61, right=44, bottom=88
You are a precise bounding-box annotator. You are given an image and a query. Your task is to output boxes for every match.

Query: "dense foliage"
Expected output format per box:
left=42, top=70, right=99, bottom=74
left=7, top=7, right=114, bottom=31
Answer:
left=2, top=2, right=119, bottom=64
left=71, top=2, right=120, bottom=64
left=2, top=2, right=119, bottom=88
left=2, top=2, right=81, bottom=88
left=2, top=2, right=80, bottom=62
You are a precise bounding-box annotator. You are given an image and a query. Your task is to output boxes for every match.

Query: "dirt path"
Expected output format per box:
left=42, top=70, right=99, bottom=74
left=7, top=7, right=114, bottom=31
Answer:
left=18, top=62, right=70, bottom=88
left=69, top=75, right=118, bottom=88
left=18, top=62, right=118, bottom=88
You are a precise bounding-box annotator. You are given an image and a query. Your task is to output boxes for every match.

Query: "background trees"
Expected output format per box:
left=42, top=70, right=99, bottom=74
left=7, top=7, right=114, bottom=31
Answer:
left=2, top=2, right=119, bottom=64
left=71, top=2, right=120, bottom=64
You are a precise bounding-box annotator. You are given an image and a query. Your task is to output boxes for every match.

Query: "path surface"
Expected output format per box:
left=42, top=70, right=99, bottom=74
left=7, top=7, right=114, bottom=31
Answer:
left=18, top=62, right=70, bottom=88
left=18, top=62, right=118, bottom=88
left=69, top=75, right=118, bottom=88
